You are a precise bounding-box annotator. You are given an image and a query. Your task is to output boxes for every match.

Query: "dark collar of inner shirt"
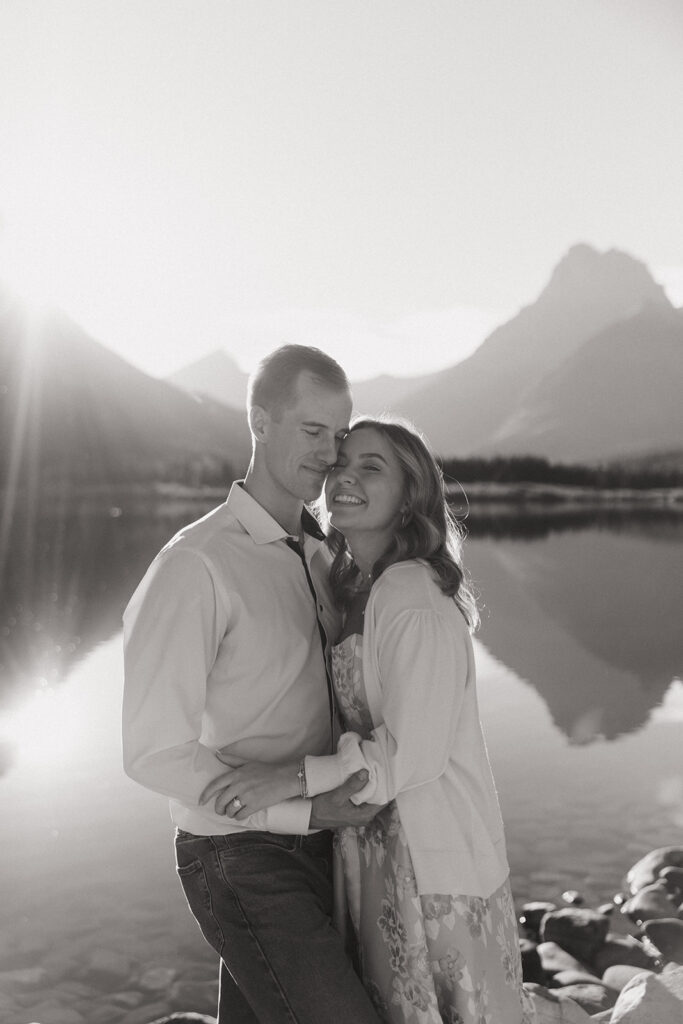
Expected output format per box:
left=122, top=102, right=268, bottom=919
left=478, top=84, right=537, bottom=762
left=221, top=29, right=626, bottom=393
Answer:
left=301, top=506, right=325, bottom=542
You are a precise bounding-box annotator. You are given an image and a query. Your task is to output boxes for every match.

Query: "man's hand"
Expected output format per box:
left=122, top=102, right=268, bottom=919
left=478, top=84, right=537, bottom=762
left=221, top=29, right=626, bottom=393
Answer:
left=309, top=770, right=385, bottom=829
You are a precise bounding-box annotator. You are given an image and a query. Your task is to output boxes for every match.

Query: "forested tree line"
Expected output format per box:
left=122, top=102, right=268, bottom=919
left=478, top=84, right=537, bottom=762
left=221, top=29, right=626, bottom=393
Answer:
left=440, top=455, right=683, bottom=490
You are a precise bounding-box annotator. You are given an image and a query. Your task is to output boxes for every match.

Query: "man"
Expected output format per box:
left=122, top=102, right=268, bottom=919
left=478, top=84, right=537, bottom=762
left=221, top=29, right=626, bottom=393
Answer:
left=122, top=345, right=380, bottom=1023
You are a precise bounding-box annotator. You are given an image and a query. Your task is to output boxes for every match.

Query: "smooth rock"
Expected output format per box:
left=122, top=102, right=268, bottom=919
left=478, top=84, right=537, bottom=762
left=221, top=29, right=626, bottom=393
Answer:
left=84, top=948, right=134, bottom=987
left=555, top=983, right=617, bottom=1013
left=523, top=983, right=592, bottom=1022
left=520, top=901, right=558, bottom=936
left=169, top=979, right=219, bottom=1013
left=89, top=1004, right=124, bottom=1024
left=642, top=918, right=683, bottom=964
left=24, top=1001, right=86, bottom=1024
left=552, top=969, right=603, bottom=987
left=139, top=965, right=178, bottom=991
left=562, top=890, right=584, bottom=906
left=120, top=1000, right=171, bottom=1024
left=540, top=908, right=610, bottom=963
left=537, top=942, right=589, bottom=975
left=626, top=847, right=683, bottom=895
left=53, top=980, right=95, bottom=999
left=611, top=964, right=683, bottom=1022
left=0, top=966, right=48, bottom=988
left=602, top=965, right=655, bottom=991
left=519, top=937, right=545, bottom=983
left=0, top=992, right=19, bottom=1014
left=41, top=952, right=82, bottom=983
left=110, top=990, right=146, bottom=1008
left=0, top=927, right=50, bottom=968
left=597, top=903, right=615, bottom=916
left=593, top=934, right=658, bottom=975
left=622, top=882, right=679, bottom=925
left=659, top=867, right=683, bottom=895
left=148, top=1016, right=217, bottom=1024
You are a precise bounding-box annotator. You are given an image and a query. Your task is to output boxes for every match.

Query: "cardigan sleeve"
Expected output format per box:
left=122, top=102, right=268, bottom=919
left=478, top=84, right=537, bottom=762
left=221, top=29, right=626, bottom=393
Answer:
left=304, top=607, right=469, bottom=805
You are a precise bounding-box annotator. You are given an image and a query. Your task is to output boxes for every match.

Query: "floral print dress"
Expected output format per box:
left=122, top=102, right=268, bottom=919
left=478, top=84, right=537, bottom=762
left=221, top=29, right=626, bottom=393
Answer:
left=331, top=634, right=533, bottom=1024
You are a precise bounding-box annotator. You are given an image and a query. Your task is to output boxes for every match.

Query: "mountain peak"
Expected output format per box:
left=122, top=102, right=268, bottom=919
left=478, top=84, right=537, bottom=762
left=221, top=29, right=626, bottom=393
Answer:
left=168, top=348, right=249, bottom=409
left=539, top=242, right=669, bottom=312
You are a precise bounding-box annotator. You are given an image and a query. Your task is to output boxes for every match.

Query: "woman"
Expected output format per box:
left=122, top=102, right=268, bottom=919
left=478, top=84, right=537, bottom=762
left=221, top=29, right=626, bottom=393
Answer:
left=211, top=418, right=532, bottom=1024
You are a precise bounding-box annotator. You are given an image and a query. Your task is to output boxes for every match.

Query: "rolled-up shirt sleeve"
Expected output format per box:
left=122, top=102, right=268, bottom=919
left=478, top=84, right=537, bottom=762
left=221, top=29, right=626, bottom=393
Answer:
left=122, top=547, right=311, bottom=834
left=304, top=609, right=468, bottom=805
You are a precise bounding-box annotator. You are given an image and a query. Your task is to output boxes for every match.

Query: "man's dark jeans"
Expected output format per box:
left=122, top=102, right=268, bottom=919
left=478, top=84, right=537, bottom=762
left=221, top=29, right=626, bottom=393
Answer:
left=174, top=828, right=379, bottom=1024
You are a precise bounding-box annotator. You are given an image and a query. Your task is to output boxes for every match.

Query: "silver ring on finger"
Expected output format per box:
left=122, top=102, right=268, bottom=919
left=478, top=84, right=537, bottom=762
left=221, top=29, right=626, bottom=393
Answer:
left=231, top=796, right=243, bottom=811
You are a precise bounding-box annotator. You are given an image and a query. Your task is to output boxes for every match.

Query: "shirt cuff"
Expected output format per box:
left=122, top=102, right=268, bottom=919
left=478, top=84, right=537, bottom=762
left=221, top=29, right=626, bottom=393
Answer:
left=265, top=798, right=312, bottom=835
left=304, top=733, right=368, bottom=797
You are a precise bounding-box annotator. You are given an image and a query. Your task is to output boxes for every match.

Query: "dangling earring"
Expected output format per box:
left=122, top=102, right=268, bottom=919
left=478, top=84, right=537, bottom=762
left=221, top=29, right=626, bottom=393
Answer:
left=400, top=509, right=410, bottom=528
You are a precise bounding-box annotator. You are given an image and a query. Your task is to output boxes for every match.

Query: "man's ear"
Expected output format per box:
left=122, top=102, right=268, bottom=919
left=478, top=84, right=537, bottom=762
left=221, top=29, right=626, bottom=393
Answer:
left=248, top=405, right=270, bottom=444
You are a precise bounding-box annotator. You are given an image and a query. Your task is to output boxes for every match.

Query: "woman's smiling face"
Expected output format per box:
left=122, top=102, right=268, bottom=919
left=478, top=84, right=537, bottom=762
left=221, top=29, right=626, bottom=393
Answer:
left=325, top=427, right=406, bottom=543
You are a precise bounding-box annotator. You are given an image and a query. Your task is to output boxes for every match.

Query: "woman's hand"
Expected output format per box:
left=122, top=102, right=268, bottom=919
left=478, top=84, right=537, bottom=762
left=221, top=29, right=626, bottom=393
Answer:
left=206, top=761, right=301, bottom=820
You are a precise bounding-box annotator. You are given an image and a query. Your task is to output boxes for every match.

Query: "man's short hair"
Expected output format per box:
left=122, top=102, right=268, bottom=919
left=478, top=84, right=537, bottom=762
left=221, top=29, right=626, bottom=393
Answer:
left=248, top=345, right=350, bottom=416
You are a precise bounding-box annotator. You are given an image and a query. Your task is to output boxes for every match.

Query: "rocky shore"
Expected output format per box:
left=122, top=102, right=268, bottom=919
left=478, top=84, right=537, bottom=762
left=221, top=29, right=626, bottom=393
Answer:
left=2, top=847, right=681, bottom=1024
left=519, top=845, right=683, bottom=1022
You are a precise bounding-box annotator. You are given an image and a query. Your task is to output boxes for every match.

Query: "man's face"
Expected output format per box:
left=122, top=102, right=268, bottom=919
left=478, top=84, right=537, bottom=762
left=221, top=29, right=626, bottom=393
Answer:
left=261, top=371, right=352, bottom=504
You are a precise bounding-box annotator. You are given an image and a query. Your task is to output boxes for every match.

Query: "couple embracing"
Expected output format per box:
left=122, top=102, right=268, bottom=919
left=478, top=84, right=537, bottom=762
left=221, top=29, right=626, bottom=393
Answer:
left=123, top=345, right=532, bottom=1024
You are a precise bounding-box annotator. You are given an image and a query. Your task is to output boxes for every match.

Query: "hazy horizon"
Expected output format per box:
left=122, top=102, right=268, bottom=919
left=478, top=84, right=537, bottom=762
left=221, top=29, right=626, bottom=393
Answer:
left=1, top=1, right=682, bottom=380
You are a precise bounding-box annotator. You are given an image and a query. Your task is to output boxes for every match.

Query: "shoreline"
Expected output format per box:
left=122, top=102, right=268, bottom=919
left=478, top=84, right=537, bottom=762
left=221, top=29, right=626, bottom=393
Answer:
left=4, top=479, right=683, bottom=511
left=4, top=847, right=682, bottom=1023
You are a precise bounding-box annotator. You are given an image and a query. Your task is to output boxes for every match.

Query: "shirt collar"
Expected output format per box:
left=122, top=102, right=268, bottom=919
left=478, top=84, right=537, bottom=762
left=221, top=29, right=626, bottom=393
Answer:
left=226, top=482, right=325, bottom=545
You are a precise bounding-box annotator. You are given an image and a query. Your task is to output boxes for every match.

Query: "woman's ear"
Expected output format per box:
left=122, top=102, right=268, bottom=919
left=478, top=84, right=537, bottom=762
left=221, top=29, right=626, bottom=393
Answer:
left=249, top=404, right=270, bottom=444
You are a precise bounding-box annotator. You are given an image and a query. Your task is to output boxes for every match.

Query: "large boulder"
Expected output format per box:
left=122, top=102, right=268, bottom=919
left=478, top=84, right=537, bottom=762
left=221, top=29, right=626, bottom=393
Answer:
left=622, top=882, right=680, bottom=925
left=626, top=848, right=683, bottom=895
left=553, top=982, right=617, bottom=1014
left=552, top=969, right=603, bottom=987
left=592, top=934, right=659, bottom=975
left=610, top=965, right=683, bottom=1022
left=523, top=983, right=592, bottom=1022
left=520, top=937, right=546, bottom=983
left=540, top=908, right=610, bottom=963
left=520, top=901, right=559, bottom=937
left=642, top=918, right=683, bottom=964
left=602, top=965, right=655, bottom=992
left=148, top=1016, right=216, bottom=1024
left=659, top=867, right=683, bottom=895
left=537, top=942, right=589, bottom=975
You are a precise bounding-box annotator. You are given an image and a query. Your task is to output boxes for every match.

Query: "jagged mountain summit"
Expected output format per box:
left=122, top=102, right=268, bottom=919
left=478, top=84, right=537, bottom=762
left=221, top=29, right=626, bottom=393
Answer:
left=480, top=301, right=683, bottom=462
left=395, top=244, right=674, bottom=458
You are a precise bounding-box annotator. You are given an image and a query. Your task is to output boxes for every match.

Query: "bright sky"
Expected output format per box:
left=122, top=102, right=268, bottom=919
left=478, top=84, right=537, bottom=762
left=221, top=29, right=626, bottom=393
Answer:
left=1, top=0, right=682, bottom=381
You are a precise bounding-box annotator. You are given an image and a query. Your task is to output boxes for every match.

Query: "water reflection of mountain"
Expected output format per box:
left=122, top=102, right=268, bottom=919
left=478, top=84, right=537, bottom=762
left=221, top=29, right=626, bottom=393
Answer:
left=2, top=501, right=682, bottom=749
left=0, top=497, right=213, bottom=709
left=466, top=520, right=683, bottom=742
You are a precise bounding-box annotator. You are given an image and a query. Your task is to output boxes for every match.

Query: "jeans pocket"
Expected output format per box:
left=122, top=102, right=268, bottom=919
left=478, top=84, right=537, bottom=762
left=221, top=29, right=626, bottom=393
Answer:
left=176, top=857, right=224, bottom=954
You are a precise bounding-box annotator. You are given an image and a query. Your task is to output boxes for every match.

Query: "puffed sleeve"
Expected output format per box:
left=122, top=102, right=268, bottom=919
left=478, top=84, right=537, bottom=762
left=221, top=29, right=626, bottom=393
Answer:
left=122, top=547, right=312, bottom=834
left=304, top=608, right=469, bottom=805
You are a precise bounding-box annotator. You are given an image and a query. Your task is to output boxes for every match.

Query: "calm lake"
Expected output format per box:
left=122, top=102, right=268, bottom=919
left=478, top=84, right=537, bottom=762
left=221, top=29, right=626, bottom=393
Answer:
left=1, top=497, right=682, bottom=1004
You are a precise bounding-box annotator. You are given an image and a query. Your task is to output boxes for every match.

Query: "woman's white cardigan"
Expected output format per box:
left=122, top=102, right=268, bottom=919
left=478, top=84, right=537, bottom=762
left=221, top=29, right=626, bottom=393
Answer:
left=305, top=560, right=510, bottom=898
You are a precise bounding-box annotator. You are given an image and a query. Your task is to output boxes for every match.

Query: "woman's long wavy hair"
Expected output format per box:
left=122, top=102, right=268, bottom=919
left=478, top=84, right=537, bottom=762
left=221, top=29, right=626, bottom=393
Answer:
left=326, top=416, right=479, bottom=630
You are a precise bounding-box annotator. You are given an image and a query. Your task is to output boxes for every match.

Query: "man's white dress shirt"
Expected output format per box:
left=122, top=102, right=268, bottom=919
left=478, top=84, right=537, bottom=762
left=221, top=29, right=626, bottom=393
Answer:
left=122, top=482, right=339, bottom=836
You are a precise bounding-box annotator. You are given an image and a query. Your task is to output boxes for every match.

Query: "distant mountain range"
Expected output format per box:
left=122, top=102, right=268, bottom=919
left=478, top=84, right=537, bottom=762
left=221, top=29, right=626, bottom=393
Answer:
left=0, top=285, right=251, bottom=490
left=2, top=243, right=681, bottom=495
left=170, top=244, right=683, bottom=464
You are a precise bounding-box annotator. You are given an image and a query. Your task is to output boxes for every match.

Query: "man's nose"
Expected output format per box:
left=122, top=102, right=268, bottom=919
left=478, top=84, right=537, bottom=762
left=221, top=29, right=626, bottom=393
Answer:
left=317, top=435, right=339, bottom=466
